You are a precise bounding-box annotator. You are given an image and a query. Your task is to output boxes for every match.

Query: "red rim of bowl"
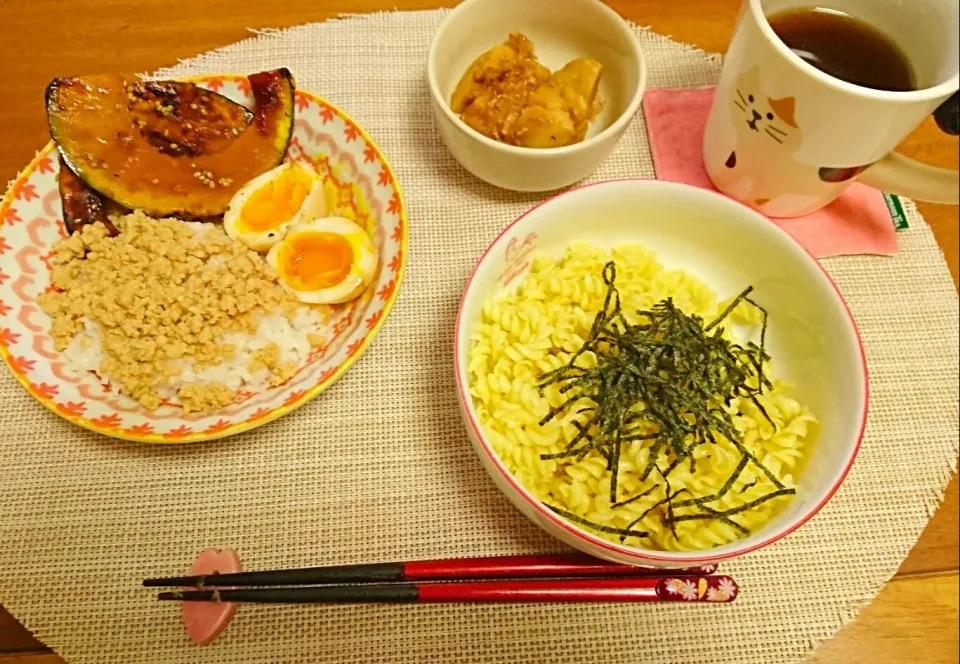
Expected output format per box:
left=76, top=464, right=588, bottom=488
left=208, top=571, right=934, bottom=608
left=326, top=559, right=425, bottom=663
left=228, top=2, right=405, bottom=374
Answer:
left=454, top=178, right=869, bottom=564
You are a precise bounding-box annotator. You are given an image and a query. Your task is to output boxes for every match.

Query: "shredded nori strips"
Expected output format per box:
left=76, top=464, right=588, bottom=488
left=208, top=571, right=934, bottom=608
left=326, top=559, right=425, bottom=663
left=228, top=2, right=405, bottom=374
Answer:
left=537, top=261, right=794, bottom=543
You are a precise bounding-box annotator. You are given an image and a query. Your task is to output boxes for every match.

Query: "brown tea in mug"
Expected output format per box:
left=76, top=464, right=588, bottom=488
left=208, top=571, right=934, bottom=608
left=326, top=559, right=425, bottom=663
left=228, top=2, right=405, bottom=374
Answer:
left=767, top=7, right=917, bottom=92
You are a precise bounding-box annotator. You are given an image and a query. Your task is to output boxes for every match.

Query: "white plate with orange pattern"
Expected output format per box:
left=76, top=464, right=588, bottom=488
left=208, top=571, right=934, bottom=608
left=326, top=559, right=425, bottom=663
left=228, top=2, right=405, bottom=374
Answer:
left=0, top=74, right=408, bottom=443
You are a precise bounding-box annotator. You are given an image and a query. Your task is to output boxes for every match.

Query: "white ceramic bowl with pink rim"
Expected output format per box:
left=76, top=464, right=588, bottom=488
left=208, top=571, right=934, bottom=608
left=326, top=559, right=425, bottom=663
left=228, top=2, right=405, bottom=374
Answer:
left=454, top=179, right=868, bottom=566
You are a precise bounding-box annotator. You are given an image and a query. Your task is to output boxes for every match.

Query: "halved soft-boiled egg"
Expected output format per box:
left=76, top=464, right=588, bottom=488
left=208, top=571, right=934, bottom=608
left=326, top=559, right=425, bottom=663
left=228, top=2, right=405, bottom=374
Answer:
left=223, top=161, right=326, bottom=252
left=265, top=216, right=379, bottom=304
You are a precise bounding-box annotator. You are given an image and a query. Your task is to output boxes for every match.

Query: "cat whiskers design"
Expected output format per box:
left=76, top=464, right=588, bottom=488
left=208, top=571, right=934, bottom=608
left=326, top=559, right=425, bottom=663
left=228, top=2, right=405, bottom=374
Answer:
left=734, top=89, right=747, bottom=111
left=764, top=127, right=784, bottom=144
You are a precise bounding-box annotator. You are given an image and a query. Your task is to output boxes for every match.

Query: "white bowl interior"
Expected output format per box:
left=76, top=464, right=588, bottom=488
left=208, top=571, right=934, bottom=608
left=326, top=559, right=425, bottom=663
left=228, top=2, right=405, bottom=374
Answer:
left=456, top=180, right=867, bottom=561
left=430, top=0, right=642, bottom=142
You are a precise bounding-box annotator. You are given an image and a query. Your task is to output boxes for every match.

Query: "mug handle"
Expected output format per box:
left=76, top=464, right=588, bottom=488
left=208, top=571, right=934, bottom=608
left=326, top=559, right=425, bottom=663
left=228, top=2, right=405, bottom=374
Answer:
left=858, top=91, right=959, bottom=204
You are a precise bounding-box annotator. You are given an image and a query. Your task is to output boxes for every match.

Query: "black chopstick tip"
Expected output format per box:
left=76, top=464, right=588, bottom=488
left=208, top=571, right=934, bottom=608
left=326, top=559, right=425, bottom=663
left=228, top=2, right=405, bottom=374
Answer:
left=145, top=577, right=189, bottom=588
left=143, top=575, right=203, bottom=588
left=157, top=591, right=183, bottom=601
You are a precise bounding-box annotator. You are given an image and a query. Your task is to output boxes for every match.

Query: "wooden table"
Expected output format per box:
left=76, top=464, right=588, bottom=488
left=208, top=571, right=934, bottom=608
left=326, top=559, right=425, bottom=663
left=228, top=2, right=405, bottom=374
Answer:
left=1, top=1, right=957, bottom=661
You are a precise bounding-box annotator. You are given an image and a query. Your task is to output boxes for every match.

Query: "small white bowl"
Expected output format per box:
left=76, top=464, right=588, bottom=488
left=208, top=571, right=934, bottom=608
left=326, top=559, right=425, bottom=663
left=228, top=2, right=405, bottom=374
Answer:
left=454, top=180, right=868, bottom=566
left=427, top=0, right=646, bottom=192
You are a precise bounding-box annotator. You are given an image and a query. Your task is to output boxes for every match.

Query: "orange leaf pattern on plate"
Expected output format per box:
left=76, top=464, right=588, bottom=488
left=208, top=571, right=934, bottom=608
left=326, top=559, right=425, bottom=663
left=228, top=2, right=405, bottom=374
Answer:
left=124, top=423, right=155, bottom=436
left=344, top=124, right=360, bottom=143
left=387, top=192, right=401, bottom=215
left=365, top=310, right=383, bottom=331
left=246, top=407, right=271, bottom=422
left=388, top=252, right=402, bottom=273
left=16, top=184, right=38, bottom=202
left=346, top=337, right=366, bottom=358
left=0, top=328, right=21, bottom=347
left=204, top=419, right=232, bottom=435
left=90, top=413, right=122, bottom=429
left=318, top=103, right=335, bottom=124
left=31, top=382, right=59, bottom=399
left=56, top=401, right=86, bottom=417
left=377, top=279, right=396, bottom=302
left=319, top=366, right=338, bottom=382
left=11, top=355, right=34, bottom=374
left=0, top=208, right=18, bottom=226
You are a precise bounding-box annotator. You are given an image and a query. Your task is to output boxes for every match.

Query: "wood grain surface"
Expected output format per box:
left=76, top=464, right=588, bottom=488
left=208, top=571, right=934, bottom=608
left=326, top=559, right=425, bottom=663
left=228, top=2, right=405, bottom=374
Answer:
left=0, top=0, right=957, bottom=662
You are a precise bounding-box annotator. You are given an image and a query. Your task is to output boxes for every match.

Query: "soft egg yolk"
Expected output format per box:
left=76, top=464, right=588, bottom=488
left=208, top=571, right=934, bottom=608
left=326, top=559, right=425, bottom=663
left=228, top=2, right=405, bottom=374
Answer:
left=279, top=232, right=354, bottom=291
left=238, top=168, right=313, bottom=233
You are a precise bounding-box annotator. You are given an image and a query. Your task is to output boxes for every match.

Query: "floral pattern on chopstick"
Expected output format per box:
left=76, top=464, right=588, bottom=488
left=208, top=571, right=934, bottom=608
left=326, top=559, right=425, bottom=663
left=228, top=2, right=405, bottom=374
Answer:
left=658, top=576, right=738, bottom=602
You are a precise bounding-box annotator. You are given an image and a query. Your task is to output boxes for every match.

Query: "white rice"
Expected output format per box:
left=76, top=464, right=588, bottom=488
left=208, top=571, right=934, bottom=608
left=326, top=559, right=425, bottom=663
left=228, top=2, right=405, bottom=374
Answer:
left=53, top=216, right=339, bottom=407
left=64, top=307, right=332, bottom=401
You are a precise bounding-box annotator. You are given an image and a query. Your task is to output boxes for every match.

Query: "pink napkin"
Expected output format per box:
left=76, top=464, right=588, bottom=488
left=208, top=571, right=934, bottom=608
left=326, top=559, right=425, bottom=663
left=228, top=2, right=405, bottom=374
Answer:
left=641, top=87, right=900, bottom=258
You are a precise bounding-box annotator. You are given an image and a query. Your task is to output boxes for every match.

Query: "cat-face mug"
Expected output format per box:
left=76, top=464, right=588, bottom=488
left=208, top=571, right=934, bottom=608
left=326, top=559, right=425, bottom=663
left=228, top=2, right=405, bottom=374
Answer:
left=703, top=0, right=959, bottom=218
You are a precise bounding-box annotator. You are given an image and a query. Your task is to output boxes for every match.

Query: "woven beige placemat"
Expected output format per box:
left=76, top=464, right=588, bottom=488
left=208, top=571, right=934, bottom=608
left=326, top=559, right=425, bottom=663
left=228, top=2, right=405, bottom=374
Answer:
left=1, top=11, right=957, bottom=664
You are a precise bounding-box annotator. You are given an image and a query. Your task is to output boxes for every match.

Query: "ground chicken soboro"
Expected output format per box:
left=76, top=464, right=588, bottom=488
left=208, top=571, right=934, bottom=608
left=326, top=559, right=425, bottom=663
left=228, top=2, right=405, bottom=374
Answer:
left=38, top=211, right=322, bottom=413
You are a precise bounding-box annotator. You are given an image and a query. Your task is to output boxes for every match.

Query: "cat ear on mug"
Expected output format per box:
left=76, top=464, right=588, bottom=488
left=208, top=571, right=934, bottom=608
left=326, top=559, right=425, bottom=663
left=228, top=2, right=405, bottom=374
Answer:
left=768, top=96, right=798, bottom=128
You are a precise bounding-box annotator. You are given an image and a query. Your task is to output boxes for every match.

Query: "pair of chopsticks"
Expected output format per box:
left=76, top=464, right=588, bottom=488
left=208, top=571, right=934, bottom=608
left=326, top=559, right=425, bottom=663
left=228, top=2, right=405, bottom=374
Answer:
left=144, top=554, right=735, bottom=604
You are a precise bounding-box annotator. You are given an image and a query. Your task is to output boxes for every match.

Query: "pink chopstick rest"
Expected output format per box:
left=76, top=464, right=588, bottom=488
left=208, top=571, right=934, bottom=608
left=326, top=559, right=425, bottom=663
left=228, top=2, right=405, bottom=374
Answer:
left=181, top=548, right=242, bottom=645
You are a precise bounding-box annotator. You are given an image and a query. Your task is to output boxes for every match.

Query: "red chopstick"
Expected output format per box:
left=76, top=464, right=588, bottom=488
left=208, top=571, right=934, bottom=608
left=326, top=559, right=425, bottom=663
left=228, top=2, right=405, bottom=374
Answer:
left=158, top=575, right=738, bottom=604
left=143, top=553, right=717, bottom=588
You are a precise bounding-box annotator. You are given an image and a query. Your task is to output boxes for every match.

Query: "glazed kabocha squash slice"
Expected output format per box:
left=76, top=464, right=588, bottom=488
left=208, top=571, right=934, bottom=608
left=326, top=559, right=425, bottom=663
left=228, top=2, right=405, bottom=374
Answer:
left=57, top=155, right=123, bottom=236
left=46, top=68, right=295, bottom=218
